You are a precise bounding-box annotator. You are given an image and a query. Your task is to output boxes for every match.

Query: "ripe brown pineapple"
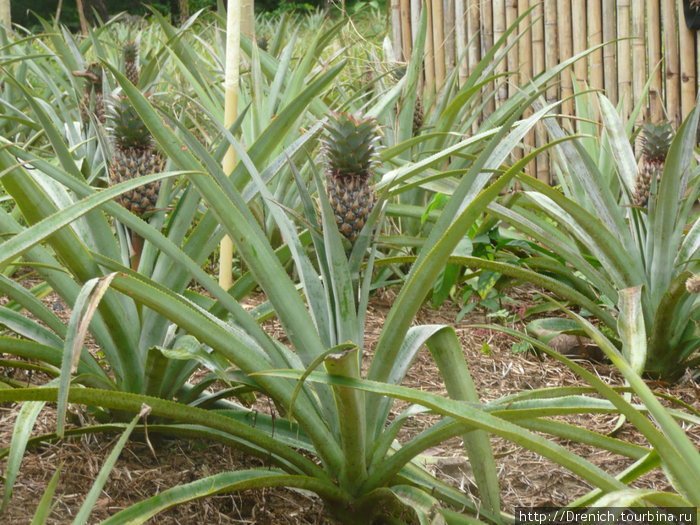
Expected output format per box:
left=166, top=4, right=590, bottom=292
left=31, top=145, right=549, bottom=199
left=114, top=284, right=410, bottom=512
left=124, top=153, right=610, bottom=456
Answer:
left=322, top=112, right=380, bottom=243
left=106, top=94, right=165, bottom=217
left=632, top=122, right=673, bottom=208
left=72, top=62, right=105, bottom=125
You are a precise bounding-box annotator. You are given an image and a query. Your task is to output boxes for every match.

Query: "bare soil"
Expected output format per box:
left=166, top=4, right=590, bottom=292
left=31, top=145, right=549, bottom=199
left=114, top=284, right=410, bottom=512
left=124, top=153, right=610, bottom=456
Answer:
left=1, top=286, right=699, bottom=524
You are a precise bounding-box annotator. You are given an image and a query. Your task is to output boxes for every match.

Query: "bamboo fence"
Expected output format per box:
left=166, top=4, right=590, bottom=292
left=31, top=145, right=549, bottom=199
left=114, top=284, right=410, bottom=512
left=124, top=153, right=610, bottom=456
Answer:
left=391, top=0, right=700, bottom=183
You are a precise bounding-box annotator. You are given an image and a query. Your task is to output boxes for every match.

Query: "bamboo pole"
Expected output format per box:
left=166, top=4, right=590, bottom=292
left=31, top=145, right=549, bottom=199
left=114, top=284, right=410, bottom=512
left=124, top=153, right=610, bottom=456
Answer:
left=455, top=0, right=468, bottom=84
left=602, top=0, right=617, bottom=104
left=679, top=1, right=696, bottom=122
left=425, top=0, right=436, bottom=99
left=505, top=0, right=518, bottom=100
left=467, top=0, right=480, bottom=80
left=631, top=0, right=646, bottom=124
left=76, top=0, right=88, bottom=35
left=219, top=0, right=241, bottom=290
left=662, top=0, right=680, bottom=127
left=572, top=0, right=587, bottom=86
left=0, top=0, right=10, bottom=28
left=445, top=0, right=456, bottom=75
left=431, top=0, right=446, bottom=89
left=544, top=0, right=557, bottom=104
left=411, top=0, right=420, bottom=45
left=494, top=0, right=508, bottom=107
left=557, top=0, right=574, bottom=122
left=391, top=0, right=403, bottom=62
left=400, top=0, right=412, bottom=61
left=517, top=0, right=531, bottom=171
left=241, top=0, right=254, bottom=37
left=587, top=0, right=603, bottom=93
left=481, top=0, right=495, bottom=114
left=617, top=0, right=632, bottom=121
left=646, top=0, right=662, bottom=122
left=531, top=1, right=548, bottom=183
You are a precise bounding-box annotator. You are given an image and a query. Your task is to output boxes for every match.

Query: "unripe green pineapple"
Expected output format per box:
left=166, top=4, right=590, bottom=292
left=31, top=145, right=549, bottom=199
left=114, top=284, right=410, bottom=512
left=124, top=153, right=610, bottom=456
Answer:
left=72, top=62, right=105, bottom=125
left=123, top=41, right=140, bottom=86
left=106, top=95, right=164, bottom=217
left=322, top=112, right=380, bottom=242
left=633, top=122, right=673, bottom=208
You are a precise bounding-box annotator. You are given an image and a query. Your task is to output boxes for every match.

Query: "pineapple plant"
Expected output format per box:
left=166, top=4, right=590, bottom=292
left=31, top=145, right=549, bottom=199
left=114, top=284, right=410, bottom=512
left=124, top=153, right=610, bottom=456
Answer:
left=123, top=41, right=140, bottom=86
left=72, top=62, right=105, bottom=125
left=106, top=94, right=165, bottom=217
left=632, top=122, right=674, bottom=208
left=322, top=112, right=380, bottom=243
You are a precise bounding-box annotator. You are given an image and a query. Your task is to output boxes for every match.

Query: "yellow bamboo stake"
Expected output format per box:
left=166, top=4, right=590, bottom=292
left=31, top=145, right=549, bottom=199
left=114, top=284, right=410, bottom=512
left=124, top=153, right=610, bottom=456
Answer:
left=517, top=0, right=531, bottom=171
left=481, top=0, right=495, bottom=114
left=646, top=0, right=662, bottom=122
left=219, top=0, right=241, bottom=290
left=467, top=0, right=480, bottom=80
left=679, top=1, right=696, bottom=122
left=0, top=0, right=10, bottom=28
left=432, top=0, right=446, bottom=89
left=455, top=0, right=468, bottom=85
left=572, top=0, right=587, bottom=86
left=425, top=0, right=436, bottom=99
left=241, top=0, right=254, bottom=38
left=557, top=0, right=574, bottom=122
left=391, top=0, right=402, bottom=62
left=543, top=0, right=557, bottom=104
left=505, top=0, right=518, bottom=100
left=631, top=0, right=646, bottom=123
left=662, top=0, right=680, bottom=127
left=587, top=0, right=603, bottom=93
left=602, top=0, right=617, bottom=104
left=400, top=0, right=412, bottom=61
left=444, top=0, right=456, bottom=75
left=531, top=1, right=548, bottom=183
left=494, top=0, right=508, bottom=107
left=617, top=0, right=632, bottom=120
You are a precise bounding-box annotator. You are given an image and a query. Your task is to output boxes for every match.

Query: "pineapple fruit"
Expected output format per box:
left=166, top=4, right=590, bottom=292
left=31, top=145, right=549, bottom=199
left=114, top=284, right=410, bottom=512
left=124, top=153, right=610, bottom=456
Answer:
left=123, top=41, right=140, bottom=86
left=106, top=94, right=165, bottom=217
left=72, top=62, right=105, bottom=125
left=322, top=112, right=380, bottom=243
left=632, top=122, right=673, bottom=208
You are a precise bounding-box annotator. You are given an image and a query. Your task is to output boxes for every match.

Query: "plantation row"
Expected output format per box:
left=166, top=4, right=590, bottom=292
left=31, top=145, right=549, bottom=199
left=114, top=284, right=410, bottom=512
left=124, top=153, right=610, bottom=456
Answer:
left=0, top=6, right=699, bottom=524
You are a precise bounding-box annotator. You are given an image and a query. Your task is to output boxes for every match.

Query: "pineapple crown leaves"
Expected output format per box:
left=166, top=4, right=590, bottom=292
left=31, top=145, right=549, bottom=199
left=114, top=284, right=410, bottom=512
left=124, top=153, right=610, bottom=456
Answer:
left=106, top=94, right=154, bottom=151
left=640, top=122, right=674, bottom=161
left=321, top=112, right=380, bottom=180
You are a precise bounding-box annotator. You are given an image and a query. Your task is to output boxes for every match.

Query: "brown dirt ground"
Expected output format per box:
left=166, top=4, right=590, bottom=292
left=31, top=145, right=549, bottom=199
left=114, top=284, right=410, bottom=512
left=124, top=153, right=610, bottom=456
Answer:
left=1, top=284, right=699, bottom=524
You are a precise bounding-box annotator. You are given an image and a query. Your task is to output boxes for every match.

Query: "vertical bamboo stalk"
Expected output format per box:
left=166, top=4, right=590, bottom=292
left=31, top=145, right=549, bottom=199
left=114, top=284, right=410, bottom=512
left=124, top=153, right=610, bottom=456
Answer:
left=505, top=0, right=518, bottom=100
left=572, top=0, right=587, bottom=86
left=241, top=0, right=254, bottom=37
left=432, top=0, right=446, bottom=89
left=481, top=0, right=495, bottom=114
left=494, top=0, right=508, bottom=107
left=400, top=0, right=413, bottom=60
left=544, top=0, right=558, bottom=104
left=617, top=0, right=632, bottom=121
left=679, top=1, right=696, bottom=122
left=557, top=0, right=574, bottom=122
left=517, top=0, right=531, bottom=171
left=411, top=0, right=420, bottom=44
left=467, top=0, right=480, bottom=80
left=391, top=0, right=403, bottom=62
left=0, top=0, right=10, bottom=28
left=425, top=0, right=436, bottom=98
left=646, top=0, right=662, bottom=122
left=631, top=0, right=647, bottom=124
left=532, top=1, right=548, bottom=183
left=76, top=0, right=88, bottom=35
left=587, top=0, right=603, bottom=92
left=445, top=0, right=456, bottom=75
left=602, top=0, right=617, bottom=104
left=678, top=9, right=697, bottom=120
left=662, top=0, right=680, bottom=127
left=219, top=0, right=241, bottom=290
left=455, top=0, right=468, bottom=84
